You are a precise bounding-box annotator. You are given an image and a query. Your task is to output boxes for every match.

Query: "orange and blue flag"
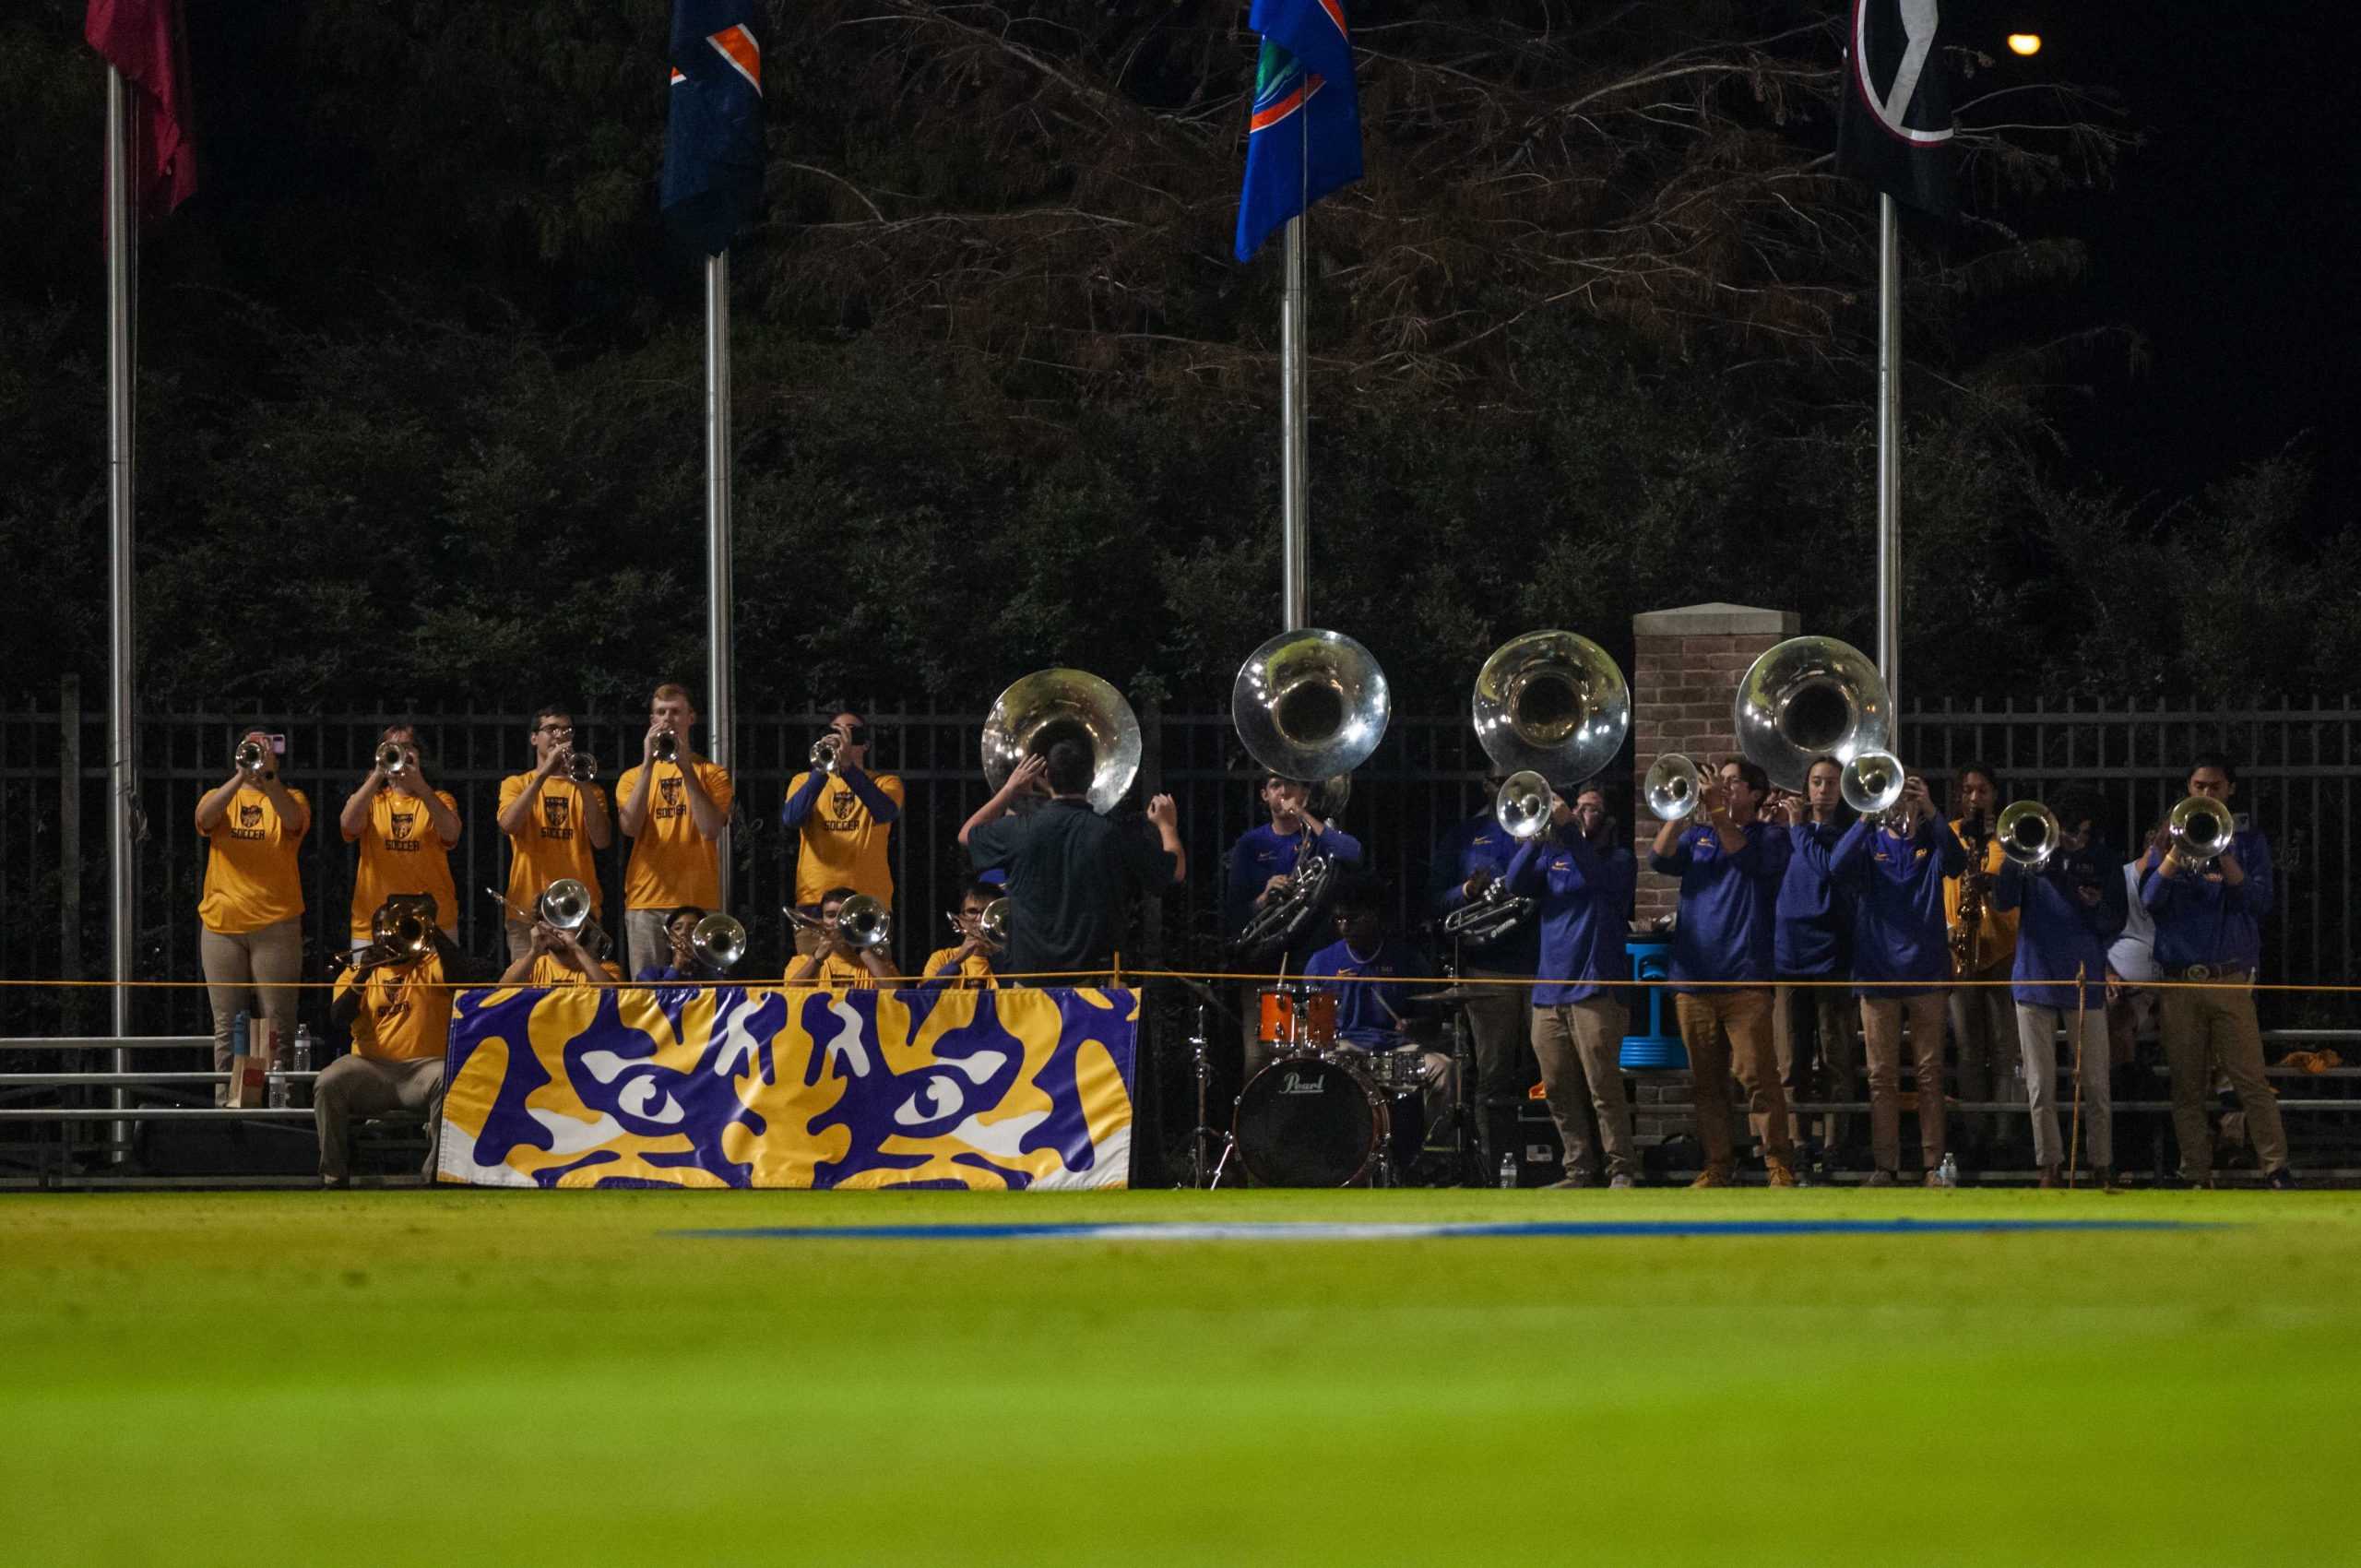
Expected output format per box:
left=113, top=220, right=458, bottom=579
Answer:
left=661, top=0, right=765, bottom=255
left=1234, top=0, right=1362, bottom=263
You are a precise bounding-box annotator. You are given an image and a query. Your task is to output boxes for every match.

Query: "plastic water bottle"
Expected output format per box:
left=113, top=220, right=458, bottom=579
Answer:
left=1498, top=1150, right=1519, bottom=1189
left=1937, top=1153, right=1959, bottom=1189
left=268, top=1065, right=289, bottom=1110
left=292, top=1026, right=314, bottom=1108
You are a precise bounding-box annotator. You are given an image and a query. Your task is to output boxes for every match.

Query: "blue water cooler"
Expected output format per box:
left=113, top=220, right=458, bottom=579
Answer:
left=1619, top=936, right=1688, bottom=1071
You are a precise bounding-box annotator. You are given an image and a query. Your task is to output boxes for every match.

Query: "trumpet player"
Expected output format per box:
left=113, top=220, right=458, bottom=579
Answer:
left=1770, top=757, right=1861, bottom=1165
left=1944, top=763, right=2020, bottom=1162
left=616, top=683, right=734, bottom=978
left=493, top=706, right=612, bottom=964
left=318, top=893, right=484, bottom=1187
left=919, top=880, right=1004, bottom=990
left=785, top=885, right=898, bottom=989
left=1648, top=758, right=1798, bottom=1188
left=195, top=730, right=312, bottom=1098
left=1430, top=777, right=1543, bottom=1172
left=1991, top=791, right=2125, bottom=1188
left=1821, top=771, right=1966, bottom=1186
left=2141, top=754, right=2293, bottom=1189
left=781, top=711, right=905, bottom=956
left=338, top=722, right=461, bottom=952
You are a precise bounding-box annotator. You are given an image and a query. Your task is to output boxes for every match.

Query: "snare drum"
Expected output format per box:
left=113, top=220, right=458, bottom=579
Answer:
left=1256, top=984, right=1338, bottom=1052
left=1232, top=1052, right=1389, bottom=1186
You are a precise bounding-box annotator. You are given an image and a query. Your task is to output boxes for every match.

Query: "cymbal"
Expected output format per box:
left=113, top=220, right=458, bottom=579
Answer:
left=1406, top=986, right=1488, bottom=1004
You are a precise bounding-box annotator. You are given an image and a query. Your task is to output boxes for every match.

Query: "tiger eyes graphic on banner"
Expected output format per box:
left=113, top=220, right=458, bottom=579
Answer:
left=437, top=983, right=1139, bottom=1190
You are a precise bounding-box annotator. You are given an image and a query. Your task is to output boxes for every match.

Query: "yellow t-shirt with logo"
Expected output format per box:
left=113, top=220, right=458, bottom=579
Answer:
left=521, top=953, right=623, bottom=986
left=787, top=951, right=881, bottom=990
left=498, top=773, right=609, bottom=921
left=332, top=950, right=455, bottom=1063
left=1943, top=819, right=2022, bottom=972
left=198, top=785, right=311, bottom=934
left=617, top=761, right=735, bottom=909
left=785, top=770, right=905, bottom=908
left=347, top=787, right=461, bottom=943
left=919, top=946, right=998, bottom=990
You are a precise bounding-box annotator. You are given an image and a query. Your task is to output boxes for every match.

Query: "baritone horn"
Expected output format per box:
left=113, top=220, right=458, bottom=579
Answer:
left=1644, top=753, right=1704, bottom=821
left=1232, top=628, right=1392, bottom=787
left=980, top=669, right=1142, bottom=815
left=2168, top=794, right=2236, bottom=865
left=1472, top=631, right=1630, bottom=784
left=690, top=913, right=748, bottom=971
left=1997, top=800, right=2061, bottom=870
left=1733, top=636, right=1894, bottom=793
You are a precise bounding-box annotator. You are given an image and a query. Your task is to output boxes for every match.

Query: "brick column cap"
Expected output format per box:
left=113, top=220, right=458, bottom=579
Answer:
left=1631, top=603, right=1801, bottom=638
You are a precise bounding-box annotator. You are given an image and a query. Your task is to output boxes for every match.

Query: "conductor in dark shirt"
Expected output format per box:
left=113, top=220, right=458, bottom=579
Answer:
left=958, top=742, right=1186, bottom=981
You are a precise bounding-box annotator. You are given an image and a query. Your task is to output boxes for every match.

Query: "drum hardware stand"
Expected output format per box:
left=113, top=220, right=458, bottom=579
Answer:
left=1185, top=992, right=1236, bottom=1190
left=1445, top=936, right=1481, bottom=1187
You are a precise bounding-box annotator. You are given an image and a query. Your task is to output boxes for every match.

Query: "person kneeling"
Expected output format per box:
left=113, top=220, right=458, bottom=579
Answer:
left=318, top=895, right=485, bottom=1187
left=785, top=885, right=897, bottom=989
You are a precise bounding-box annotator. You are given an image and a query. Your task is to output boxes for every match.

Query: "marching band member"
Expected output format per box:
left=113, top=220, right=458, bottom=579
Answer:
left=492, top=705, right=611, bottom=964
left=1823, top=771, right=1965, bottom=1186
left=784, top=885, right=898, bottom=989
left=615, top=683, right=734, bottom=979
left=318, top=895, right=483, bottom=1187
left=1505, top=781, right=1640, bottom=1189
left=918, top=879, right=1003, bottom=990
left=1992, top=790, right=2124, bottom=1188
left=2142, top=754, right=2294, bottom=1189
left=1301, top=877, right=1452, bottom=1131
left=960, top=745, right=1185, bottom=983
left=497, top=915, right=621, bottom=987
left=1430, top=778, right=1544, bottom=1179
left=1649, top=758, right=1798, bottom=1188
left=1227, top=774, right=1363, bottom=1076
left=636, top=905, right=721, bottom=984
left=195, top=730, right=311, bottom=1098
left=338, top=721, right=461, bottom=951
left=780, top=711, right=905, bottom=957
left=1773, top=757, right=1860, bottom=1164
left=1944, top=763, right=2020, bottom=1161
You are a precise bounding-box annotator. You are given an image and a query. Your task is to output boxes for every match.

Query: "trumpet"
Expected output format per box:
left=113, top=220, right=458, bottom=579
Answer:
left=652, top=730, right=680, bottom=764
left=811, top=732, right=843, bottom=775
left=2167, top=793, right=2237, bottom=866
left=1644, top=753, right=1704, bottom=822
left=690, top=913, right=748, bottom=971
left=1495, top=769, right=1557, bottom=842
left=1997, top=800, right=2061, bottom=871
left=234, top=737, right=269, bottom=777
left=374, top=741, right=413, bottom=778
left=565, top=752, right=599, bottom=785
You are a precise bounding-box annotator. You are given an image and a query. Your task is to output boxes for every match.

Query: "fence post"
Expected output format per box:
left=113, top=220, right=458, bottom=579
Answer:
left=60, top=673, right=84, bottom=1032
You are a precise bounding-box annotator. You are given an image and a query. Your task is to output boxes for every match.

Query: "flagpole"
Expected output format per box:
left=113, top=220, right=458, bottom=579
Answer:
left=103, top=65, right=138, bottom=1123
left=1875, top=193, right=1901, bottom=702
left=704, top=248, right=733, bottom=907
left=1278, top=215, right=1309, bottom=632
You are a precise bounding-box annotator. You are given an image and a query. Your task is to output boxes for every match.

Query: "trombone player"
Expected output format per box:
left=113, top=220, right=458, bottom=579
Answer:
left=493, top=705, right=612, bottom=964
left=318, top=893, right=485, bottom=1186
left=781, top=710, right=905, bottom=956
left=2140, top=754, right=2294, bottom=1188
left=497, top=882, right=620, bottom=987
left=785, top=886, right=899, bottom=989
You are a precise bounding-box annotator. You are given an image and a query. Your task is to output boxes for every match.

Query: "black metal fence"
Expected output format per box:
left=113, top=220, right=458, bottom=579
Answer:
left=9, top=687, right=2361, bottom=1039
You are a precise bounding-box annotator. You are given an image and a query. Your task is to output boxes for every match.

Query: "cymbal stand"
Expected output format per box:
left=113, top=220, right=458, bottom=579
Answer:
left=1185, top=993, right=1233, bottom=1189
left=1445, top=935, right=1479, bottom=1187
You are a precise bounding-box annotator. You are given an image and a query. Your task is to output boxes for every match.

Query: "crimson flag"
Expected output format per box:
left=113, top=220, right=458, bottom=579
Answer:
left=85, top=0, right=198, bottom=219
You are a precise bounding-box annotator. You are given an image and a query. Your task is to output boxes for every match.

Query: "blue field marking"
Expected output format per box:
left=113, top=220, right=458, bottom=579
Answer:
left=672, top=1218, right=2213, bottom=1244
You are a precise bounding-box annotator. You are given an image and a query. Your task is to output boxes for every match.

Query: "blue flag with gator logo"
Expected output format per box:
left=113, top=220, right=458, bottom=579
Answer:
left=1233, top=0, right=1362, bottom=262
left=661, top=0, right=765, bottom=255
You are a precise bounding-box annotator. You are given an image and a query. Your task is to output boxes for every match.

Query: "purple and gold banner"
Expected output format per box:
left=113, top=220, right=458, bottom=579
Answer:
left=435, top=984, right=1138, bottom=1189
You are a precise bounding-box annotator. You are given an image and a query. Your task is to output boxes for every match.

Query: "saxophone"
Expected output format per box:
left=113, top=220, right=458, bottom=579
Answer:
left=1951, top=815, right=1989, bottom=974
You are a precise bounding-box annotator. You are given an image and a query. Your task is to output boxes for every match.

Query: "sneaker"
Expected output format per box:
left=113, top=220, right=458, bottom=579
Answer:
left=1924, top=1170, right=1944, bottom=1189
left=2266, top=1166, right=2298, bottom=1191
left=1863, top=1170, right=1896, bottom=1188
left=1544, top=1176, right=1589, bottom=1190
left=1765, top=1158, right=1800, bottom=1189
left=1608, top=1174, right=1635, bottom=1190
left=1689, top=1167, right=1733, bottom=1189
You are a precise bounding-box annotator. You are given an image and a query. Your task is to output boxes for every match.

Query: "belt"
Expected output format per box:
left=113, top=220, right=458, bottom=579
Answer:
left=2168, top=963, right=2249, bottom=983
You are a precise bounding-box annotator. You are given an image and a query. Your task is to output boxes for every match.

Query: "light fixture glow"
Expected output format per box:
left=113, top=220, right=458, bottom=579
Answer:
left=2007, top=32, right=2042, bottom=56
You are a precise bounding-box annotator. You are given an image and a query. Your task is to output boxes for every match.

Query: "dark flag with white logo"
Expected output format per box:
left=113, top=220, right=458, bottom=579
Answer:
left=1836, top=0, right=1956, bottom=220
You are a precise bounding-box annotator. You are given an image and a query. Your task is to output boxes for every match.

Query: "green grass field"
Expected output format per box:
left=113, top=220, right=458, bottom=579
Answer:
left=6, top=1188, right=2358, bottom=1565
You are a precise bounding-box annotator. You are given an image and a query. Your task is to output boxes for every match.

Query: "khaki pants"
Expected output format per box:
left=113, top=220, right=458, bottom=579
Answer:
left=2106, top=985, right=2158, bottom=1070
left=1859, top=992, right=1949, bottom=1174
left=1465, top=967, right=1536, bottom=1165
left=1774, top=982, right=1861, bottom=1152
left=1530, top=999, right=1636, bottom=1182
left=1674, top=989, right=1789, bottom=1171
left=2017, top=1003, right=2112, bottom=1171
left=623, top=908, right=675, bottom=980
left=2161, top=980, right=2287, bottom=1180
left=1949, top=965, right=2020, bottom=1144
left=314, top=1054, right=445, bottom=1182
left=200, top=919, right=303, bottom=1080
left=504, top=916, right=536, bottom=966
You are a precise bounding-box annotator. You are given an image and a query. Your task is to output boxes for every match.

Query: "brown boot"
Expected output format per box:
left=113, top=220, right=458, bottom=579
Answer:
left=1689, top=1166, right=1733, bottom=1189
left=2038, top=1165, right=2059, bottom=1189
left=1764, top=1157, right=1800, bottom=1189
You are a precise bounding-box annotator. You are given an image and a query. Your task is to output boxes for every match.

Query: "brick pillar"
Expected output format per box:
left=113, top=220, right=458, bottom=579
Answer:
left=1630, top=603, right=1800, bottom=929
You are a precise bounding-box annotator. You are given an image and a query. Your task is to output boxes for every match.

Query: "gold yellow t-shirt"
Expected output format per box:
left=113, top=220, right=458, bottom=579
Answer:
left=787, top=952, right=881, bottom=990
left=197, top=785, right=311, bottom=934
left=784, top=770, right=905, bottom=907
left=521, top=953, right=622, bottom=986
left=332, top=950, right=455, bottom=1063
left=498, top=773, right=610, bottom=921
left=617, top=761, right=735, bottom=909
left=919, top=946, right=998, bottom=990
left=1943, top=819, right=2022, bottom=972
left=348, top=787, right=461, bottom=942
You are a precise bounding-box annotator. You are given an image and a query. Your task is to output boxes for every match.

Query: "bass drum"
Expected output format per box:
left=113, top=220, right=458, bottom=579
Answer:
left=1232, top=1053, right=1388, bottom=1188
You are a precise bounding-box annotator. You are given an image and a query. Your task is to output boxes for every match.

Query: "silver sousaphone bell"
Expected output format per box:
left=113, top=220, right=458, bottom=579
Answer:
left=1734, top=635, right=1895, bottom=794
left=981, top=669, right=1143, bottom=816
left=1232, top=628, right=1391, bottom=786
left=1472, top=630, right=1631, bottom=785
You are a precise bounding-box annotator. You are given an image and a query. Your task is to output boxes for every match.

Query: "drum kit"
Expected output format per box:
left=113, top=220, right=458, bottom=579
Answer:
left=1197, top=979, right=1435, bottom=1188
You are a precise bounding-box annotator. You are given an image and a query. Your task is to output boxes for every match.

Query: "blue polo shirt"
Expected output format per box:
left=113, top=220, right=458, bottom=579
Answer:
left=1225, top=822, right=1366, bottom=971
left=1505, top=825, right=1634, bottom=1006
left=1430, top=812, right=1542, bottom=973
left=2140, top=827, right=2273, bottom=972
left=1994, top=850, right=2125, bottom=1011
left=1775, top=818, right=1855, bottom=979
left=1302, top=936, right=1423, bottom=1048
left=1649, top=822, right=1789, bottom=992
left=1823, top=814, right=1967, bottom=997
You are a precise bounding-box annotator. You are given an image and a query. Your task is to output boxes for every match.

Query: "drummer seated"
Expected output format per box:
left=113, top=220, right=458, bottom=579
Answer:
left=1302, top=884, right=1453, bottom=1125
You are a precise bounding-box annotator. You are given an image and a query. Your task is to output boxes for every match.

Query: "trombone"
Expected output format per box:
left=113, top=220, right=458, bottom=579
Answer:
left=1997, top=800, right=2061, bottom=871
left=690, top=913, right=748, bottom=971
left=2167, top=794, right=2236, bottom=865
left=944, top=897, right=1011, bottom=953
left=836, top=894, right=893, bottom=953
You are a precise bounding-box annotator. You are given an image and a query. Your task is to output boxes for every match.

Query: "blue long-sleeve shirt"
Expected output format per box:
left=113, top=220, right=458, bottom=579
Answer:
left=1505, top=824, right=1634, bottom=1006
left=1994, top=852, right=2126, bottom=1011
left=2140, top=827, right=2273, bottom=972
left=1649, top=822, right=1789, bottom=991
left=1824, top=814, right=1966, bottom=997
left=779, top=760, right=901, bottom=827
left=1774, top=818, right=1854, bottom=978
left=1225, top=822, right=1366, bottom=972
left=1302, top=936, right=1424, bottom=1047
left=1429, top=813, right=1542, bottom=973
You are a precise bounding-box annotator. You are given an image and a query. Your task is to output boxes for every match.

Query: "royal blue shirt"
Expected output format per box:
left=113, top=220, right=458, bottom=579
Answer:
left=1225, top=822, right=1366, bottom=971
left=1302, top=936, right=1424, bottom=1048
left=2140, top=827, right=2273, bottom=972
left=1994, top=852, right=2126, bottom=1011
left=1649, top=822, right=1789, bottom=991
left=1505, top=825, right=1634, bottom=1006
left=1775, top=819, right=1855, bottom=979
left=778, top=759, right=900, bottom=828
left=1429, top=812, right=1541, bottom=973
left=1822, top=814, right=1966, bottom=997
